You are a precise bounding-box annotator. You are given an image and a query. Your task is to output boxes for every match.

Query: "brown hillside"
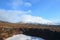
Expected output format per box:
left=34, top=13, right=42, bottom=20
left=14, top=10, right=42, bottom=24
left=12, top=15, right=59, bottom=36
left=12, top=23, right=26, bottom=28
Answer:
left=0, top=21, right=60, bottom=40
left=0, top=21, right=60, bottom=31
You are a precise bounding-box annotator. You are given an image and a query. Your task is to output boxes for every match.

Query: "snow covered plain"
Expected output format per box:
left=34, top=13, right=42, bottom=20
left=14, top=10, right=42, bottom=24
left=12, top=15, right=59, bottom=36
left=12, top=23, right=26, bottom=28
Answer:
left=5, top=34, right=45, bottom=40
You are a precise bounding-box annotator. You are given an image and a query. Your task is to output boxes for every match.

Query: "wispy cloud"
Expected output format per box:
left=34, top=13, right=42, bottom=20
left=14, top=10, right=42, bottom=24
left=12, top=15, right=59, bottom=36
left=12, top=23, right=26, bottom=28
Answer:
left=24, top=2, right=32, bottom=7
left=8, top=0, right=32, bottom=9
left=11, top=0, right=23, bottom=9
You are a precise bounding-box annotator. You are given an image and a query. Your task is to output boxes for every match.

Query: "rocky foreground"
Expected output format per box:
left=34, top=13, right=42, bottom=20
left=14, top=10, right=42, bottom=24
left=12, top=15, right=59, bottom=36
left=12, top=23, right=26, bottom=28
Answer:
left=0, top=21, right=60, bottom=40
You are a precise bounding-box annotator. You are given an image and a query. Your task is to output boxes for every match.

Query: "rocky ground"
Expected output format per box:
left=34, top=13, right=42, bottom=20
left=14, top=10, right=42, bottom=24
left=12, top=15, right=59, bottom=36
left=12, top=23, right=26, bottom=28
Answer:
left=0, top=21, right=60, bottom=40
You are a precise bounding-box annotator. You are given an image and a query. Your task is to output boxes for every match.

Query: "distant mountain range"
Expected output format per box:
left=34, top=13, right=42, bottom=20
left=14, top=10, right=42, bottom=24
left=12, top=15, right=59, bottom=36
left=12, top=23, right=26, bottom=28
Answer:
left=0, top=20, right=59, bottom=25
left=0, top=20, right=60, bottom=28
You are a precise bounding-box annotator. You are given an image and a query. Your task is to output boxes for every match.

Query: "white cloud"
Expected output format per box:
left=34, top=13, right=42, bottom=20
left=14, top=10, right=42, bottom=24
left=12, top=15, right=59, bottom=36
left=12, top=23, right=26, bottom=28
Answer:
left=8, top=0, right=32, bottom=9
left=11, top=0, right=23, bottom=9
left=0, top=9, right=28, bottom=23
left=21, top=15, right=54, bottom=24
left=24, top=2, right=32, bottom=7
left=0, top=9, right=55, bottom=24
left=27, top=10, right=32, bottom=13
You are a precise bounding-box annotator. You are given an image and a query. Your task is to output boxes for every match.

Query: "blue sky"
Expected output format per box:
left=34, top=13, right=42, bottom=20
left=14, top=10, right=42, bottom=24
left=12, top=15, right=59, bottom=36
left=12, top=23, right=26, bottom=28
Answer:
left=0, top=0, right=60, bottom=24
left=31, top=0, right=60, bottom=22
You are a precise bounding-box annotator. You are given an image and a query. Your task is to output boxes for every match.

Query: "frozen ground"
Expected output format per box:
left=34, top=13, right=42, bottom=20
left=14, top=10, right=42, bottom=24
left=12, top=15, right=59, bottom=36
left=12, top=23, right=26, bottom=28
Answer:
left=5, top=34, right=45, bottom=40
